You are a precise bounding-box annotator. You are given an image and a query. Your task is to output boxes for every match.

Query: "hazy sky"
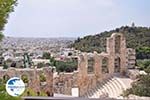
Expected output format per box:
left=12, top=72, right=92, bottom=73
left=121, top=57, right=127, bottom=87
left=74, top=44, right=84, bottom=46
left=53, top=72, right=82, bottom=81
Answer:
left=3, top=0, right=150, bottom=37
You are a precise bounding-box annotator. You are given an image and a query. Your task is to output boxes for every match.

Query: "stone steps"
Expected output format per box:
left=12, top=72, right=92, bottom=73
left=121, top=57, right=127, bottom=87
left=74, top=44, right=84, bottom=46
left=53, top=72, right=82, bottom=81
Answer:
left=109, top=78, right=122, bottom=97
left=83, top=77, right=128, bottom=98
left=105, top=79, right=116, bottom=97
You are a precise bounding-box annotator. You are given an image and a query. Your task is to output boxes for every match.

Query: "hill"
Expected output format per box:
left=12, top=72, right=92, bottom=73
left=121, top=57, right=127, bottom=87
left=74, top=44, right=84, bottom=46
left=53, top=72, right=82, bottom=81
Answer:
left=69, top=25, right=150, bottom=59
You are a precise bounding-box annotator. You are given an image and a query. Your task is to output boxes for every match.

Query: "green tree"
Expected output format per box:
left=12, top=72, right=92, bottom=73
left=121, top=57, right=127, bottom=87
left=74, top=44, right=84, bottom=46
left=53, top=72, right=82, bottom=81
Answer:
left=0, top=0, right=17, bottom=41
left=42, top=52, right=51, bottom=59
left=0, top=82, right=20, bottom=100
left=70, top=26, right=150, bottom=59
left=0, top=0, right=17, bottom=31
left=55, top=60, right=77, bottom=72
left=123, top=66, right=150, bottom=97
left=136, top=59, right=150, bottom=70
left=3, top=61, right=8, bottom=69
left=49, top=56, right=56, bottom=66
left=37, top=62, right=44, bottom=68
left=131, top=74, right=150, bottom=96
left=0, top=1, right=19, bottom=99
left=136, top=47, right=150, bottom=59
left=0, top=32, right=4, bottom=41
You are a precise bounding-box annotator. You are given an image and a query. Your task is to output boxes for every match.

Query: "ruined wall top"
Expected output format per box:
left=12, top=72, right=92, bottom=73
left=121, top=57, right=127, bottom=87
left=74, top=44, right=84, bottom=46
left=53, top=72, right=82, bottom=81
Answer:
left=111, top=33, right=124, bottom=38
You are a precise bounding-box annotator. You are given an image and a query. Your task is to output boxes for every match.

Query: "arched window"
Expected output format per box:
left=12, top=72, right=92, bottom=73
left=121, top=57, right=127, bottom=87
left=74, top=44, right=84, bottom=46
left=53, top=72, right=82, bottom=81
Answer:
left=115, top=35, right=121, bottom=54
left=114, top=57, right=121, bottom=73
left=3, top=74, right=10, bottom=83
left=87, top=57, right=94, bottom=74
left=102, top=57, right=109, bottom=74
left=21, top=74, right=29, bottom=84
left=39, top=73, right=46, bottom=82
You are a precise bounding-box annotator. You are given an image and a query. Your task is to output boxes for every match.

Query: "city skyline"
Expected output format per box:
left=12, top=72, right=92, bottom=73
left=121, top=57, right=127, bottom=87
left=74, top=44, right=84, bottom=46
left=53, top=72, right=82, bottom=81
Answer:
left=3, top=0, right=150, bottom=38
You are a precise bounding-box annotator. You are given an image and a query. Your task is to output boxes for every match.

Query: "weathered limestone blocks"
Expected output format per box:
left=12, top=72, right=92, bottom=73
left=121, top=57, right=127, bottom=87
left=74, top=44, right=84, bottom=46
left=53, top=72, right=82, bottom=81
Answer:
left=0, top=67, right=54, bottom=96
left=75, top=33, right=131, bottom=96
left=93, top=51, right=102, bottom=80
left=78, top=53, right=88, bottom=78
left=28, top=69, right=40, bottom=92
left=106, top=33, right=127, bottom=75
left=42, top=67, right=54, bottom=96
left=51, top=33, right=134, bottom=96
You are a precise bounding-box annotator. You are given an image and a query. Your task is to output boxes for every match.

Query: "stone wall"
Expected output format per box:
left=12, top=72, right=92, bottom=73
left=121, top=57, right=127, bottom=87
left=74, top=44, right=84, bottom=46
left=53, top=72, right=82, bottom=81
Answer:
left=53, top=33, right=132, bottom=96
left=0, top=67, right=53, bottom=96
left=75, top=33, right=128, bottom=96
left=126, top=48, right=136, bottom=69
left=45, top=33, right=134, bottom=97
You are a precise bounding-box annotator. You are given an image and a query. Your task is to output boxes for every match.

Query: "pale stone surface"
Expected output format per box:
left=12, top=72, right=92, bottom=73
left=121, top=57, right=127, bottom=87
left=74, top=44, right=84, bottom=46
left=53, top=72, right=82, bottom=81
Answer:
left=53, top=33, right=136, bottom=97
left=0, top=67, right=53, bottom=96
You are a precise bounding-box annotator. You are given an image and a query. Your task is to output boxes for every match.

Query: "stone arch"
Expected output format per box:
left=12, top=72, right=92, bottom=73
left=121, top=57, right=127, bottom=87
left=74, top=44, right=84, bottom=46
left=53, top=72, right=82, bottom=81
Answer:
left=111, top=33, right=123, bottom=38
left=20, top=71, right=31, bottom=79
left=3, top=74, right=10, bottom=83
left=102, top=57, right=109, bottom=74
left=114, top=56, right=121, bottom=73
left=39, top=72, right=46, bottom=83
left=109, top=33, right=127, bottom=74
left=110, top=33, right=124, bottom=55
left=114, top=35, right=121, bottom=54
left=72, top=57, right=78, bottom=71
left=6, top=68, right=19, bottom=77
left=21, top=74, right=29, bottom=84
left=36, top=91, right=40, bottom=96
left=46, top=91, right=51, bottom=96
left=87, top=56, right=94, bottom=74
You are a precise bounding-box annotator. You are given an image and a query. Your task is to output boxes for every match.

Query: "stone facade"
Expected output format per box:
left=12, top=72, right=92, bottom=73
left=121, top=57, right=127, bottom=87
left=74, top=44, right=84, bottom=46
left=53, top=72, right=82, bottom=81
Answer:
left=54, top=33, right=135, bottom=96
left=0, top=67, right=53, bottom=96
left=126, top=48, right=136, bottom=69
left=76, top=33, right=128, bottom=96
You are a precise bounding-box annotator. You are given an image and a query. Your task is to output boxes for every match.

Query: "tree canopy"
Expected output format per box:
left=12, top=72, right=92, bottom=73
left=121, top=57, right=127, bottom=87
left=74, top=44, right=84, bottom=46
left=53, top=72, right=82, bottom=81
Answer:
left=0, top=1, right=18, bottom=99
left=69, top=26, right=150, bottom=59
left=42, top=52, right=51, bottom=59
left=0, top=0, right=17, bottom=40
left=123, top=64, right=150, bottom=97
left=123, top=74, right=150, bottom=97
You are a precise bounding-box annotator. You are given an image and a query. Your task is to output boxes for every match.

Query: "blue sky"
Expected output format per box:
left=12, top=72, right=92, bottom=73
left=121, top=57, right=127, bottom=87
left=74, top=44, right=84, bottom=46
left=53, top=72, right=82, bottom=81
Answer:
left=3, top=0, right=150, bottom=37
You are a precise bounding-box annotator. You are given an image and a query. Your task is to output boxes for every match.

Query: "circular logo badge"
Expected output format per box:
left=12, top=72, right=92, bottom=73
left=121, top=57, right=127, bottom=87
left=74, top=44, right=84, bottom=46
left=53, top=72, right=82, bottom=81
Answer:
left=6, top=77, right=25, bottom=96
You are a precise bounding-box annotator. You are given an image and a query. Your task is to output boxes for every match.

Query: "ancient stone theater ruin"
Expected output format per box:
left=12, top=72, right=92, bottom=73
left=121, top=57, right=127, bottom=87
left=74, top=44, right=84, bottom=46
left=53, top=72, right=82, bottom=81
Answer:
left=54, top=33, right=135, bottom=98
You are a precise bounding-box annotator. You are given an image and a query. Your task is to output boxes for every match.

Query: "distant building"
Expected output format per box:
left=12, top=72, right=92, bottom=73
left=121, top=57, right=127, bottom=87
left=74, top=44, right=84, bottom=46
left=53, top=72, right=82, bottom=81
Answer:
left=32, top=59, right=50, bottom=65
left=2, top=51, right=14, bottom=61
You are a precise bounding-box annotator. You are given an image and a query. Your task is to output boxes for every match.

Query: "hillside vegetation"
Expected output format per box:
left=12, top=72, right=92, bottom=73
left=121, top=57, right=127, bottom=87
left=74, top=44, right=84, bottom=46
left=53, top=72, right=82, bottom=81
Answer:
left=69, top=26, right=150, bottom=59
